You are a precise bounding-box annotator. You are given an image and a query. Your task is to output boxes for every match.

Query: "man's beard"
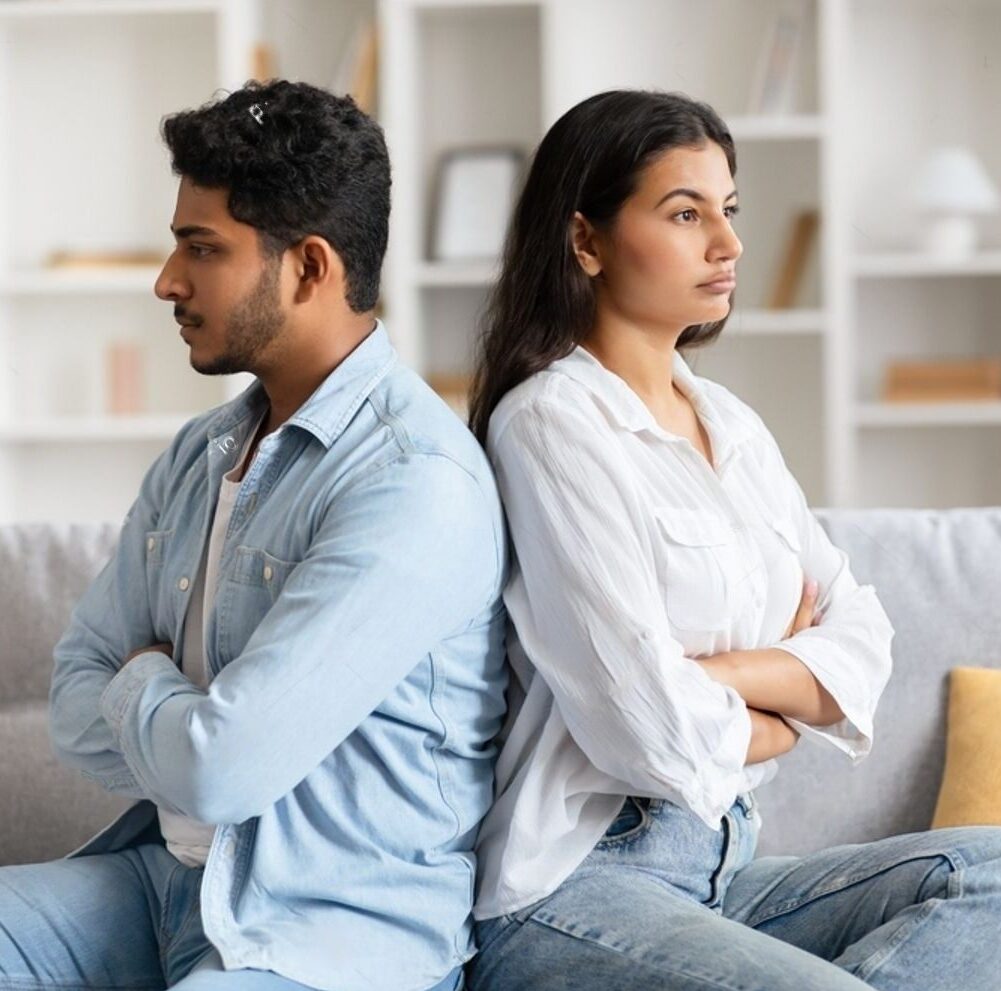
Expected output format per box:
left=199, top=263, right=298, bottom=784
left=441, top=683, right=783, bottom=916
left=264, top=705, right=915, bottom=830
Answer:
left=194, top=257, right=285, bottom=376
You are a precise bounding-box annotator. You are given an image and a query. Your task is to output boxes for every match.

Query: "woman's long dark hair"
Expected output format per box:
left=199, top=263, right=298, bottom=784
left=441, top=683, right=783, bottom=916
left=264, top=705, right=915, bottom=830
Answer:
left=468, top=90, right=737, bottom=445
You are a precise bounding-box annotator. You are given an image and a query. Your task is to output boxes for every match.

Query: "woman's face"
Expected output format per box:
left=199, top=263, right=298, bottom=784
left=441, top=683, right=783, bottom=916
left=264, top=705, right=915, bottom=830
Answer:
left=581, top=141, right=743, bottom=336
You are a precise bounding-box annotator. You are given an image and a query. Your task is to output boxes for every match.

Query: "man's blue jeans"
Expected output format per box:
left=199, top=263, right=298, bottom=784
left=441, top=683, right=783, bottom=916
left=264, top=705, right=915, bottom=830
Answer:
left=0, top=843, right=464, bottom=990
left=468, top=793, right=1001, bottom=990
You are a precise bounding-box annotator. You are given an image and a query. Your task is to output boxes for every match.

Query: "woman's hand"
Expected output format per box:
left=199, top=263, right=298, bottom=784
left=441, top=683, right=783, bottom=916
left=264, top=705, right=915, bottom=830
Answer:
left=783, top=577, right=821, bottom=640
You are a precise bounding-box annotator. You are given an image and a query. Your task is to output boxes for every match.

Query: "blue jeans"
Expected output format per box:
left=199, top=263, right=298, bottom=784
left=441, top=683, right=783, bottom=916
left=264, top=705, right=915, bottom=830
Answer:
left=0, top=843, right=464, bottom=990
left=467, top=793, right=1001, bottom=990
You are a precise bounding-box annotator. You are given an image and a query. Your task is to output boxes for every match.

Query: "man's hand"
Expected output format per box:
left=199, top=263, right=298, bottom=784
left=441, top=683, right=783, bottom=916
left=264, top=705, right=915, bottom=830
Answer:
left=123, top=643, right=173, bottom=666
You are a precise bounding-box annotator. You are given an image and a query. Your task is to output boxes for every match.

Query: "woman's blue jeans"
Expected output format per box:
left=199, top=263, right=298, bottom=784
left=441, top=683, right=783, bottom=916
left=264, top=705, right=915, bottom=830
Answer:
left=468, top=793, right=1001, bottom=990
left=0, top=842, right=464, bottom=990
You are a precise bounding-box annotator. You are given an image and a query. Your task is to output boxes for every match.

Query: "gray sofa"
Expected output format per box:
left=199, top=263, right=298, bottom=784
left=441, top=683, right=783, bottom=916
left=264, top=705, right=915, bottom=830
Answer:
left=1, top=509, right=1000, bottom=867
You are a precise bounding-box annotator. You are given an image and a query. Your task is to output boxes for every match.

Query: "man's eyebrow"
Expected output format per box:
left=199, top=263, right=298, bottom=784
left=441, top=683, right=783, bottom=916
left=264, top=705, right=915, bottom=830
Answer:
left=170, top=224, right=222, bottom=239
left=655, top=188, right=739, bottom=209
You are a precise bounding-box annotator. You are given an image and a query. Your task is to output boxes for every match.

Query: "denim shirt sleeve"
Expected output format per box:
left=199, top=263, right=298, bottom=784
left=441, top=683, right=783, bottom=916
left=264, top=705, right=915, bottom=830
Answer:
left=48, top=436, right=178, bottom=799
left=98, top=451, right=500, bottom=825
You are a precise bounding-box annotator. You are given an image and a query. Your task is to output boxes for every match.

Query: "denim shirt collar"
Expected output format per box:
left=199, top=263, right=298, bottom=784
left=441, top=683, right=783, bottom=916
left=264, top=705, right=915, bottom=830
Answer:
left=206, top=320, right=397, bottom=449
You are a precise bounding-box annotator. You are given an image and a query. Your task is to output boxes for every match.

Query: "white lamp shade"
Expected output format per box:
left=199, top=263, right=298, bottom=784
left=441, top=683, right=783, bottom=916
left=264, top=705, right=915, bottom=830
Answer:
left=909, top=147, right=1000, bottom=214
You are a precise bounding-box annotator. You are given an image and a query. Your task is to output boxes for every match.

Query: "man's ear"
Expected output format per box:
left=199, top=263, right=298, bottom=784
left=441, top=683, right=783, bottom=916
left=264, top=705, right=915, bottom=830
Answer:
left=570, top=211, right=603, bottom=277
left=288, top=235, right=345, bottom=303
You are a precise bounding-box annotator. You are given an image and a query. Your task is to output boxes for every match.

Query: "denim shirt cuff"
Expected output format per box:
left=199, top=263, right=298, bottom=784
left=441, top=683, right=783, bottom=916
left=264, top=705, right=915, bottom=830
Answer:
left=100, top=650, right=176, bottom=740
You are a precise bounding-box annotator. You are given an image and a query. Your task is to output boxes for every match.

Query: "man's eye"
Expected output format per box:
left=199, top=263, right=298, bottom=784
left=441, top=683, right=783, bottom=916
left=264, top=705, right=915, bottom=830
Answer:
left=189, top=245, right=213, bottom=257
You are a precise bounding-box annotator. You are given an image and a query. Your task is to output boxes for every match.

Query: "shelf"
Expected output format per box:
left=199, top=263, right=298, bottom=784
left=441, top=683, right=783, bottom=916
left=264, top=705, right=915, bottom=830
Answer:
left=0, top=1, right=221, bottom=17
left=855, top=402, right=1001, bottom=427
left=0, top=415, right=191, bottom=443
left=416, top=260, right=500, bottom=287
left=854, top=252, right=1001, bottom=279
left=0, top=267, right=164, bottom=296
left=727, top=308, right=825, bottom=335
left=726, top=115, right=827, bottom=141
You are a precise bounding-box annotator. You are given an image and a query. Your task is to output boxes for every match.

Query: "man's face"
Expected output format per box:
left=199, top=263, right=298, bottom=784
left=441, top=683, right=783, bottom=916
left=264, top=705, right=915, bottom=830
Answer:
left=155, top=177, right=287, bottom=376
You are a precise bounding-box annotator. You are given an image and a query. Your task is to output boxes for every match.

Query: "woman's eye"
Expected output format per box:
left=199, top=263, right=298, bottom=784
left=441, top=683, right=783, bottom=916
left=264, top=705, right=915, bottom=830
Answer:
left=675, top=209, right=697, bottom=222
left=725, top=205, right=741, bottom=219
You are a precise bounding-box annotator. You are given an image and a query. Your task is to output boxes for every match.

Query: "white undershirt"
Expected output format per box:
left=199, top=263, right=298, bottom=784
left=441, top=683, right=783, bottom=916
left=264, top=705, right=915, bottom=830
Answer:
left=158, top=408, right=268, bottom=867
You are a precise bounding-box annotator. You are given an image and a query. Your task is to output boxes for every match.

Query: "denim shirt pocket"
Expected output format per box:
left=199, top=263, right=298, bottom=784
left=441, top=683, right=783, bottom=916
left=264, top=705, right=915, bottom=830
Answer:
left=653, top=508, right=734, bottom=632
left=216, top=545, right=300, bottom=661
left=144, top=528, right=175, bottom=635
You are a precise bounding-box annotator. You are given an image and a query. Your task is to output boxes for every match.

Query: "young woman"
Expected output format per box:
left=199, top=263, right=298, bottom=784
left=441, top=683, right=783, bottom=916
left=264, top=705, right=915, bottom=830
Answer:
left=465, top=89, right=1001, bottom=991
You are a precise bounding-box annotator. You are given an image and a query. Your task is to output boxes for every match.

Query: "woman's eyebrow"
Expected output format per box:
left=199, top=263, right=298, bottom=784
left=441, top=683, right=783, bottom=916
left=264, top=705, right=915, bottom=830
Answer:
left=655, top=188, right=739, bottom=209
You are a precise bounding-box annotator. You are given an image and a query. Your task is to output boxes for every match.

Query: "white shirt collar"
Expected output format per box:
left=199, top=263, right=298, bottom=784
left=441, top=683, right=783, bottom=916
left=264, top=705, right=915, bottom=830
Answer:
left=548, top=344, right=755, bottom=472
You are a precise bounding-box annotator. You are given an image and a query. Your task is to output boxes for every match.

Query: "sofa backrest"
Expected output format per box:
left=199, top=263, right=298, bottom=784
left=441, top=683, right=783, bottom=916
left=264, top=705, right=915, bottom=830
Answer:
left=757, top=508, right=1001, bottom=855
left=1, top=510, right=999, bottom=861
left=0, top=523, right=120, bottom=704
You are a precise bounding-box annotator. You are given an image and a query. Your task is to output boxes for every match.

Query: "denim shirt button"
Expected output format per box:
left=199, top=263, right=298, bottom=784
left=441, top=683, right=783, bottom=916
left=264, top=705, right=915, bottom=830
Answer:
left=263, top=565, right=273, bottom=581
left=178, top=577, right=190, bottom=592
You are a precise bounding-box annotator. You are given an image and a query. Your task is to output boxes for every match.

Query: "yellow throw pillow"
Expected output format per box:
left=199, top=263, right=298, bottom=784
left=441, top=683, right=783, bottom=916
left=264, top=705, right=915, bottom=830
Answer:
left=932, top=667, right=1001, bottom=829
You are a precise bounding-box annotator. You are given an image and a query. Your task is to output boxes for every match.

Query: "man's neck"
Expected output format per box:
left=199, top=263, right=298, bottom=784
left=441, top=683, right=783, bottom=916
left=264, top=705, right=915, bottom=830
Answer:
left=255, top=314, right=377, bottom=432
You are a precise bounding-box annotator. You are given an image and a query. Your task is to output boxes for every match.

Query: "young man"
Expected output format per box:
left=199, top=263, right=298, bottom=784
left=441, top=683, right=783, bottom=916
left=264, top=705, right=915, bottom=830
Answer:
left=0, top=81, right=507, bottom=991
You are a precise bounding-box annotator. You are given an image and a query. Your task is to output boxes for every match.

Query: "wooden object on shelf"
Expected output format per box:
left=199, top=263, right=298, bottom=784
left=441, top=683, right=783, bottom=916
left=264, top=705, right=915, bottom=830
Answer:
left=250, top=42, right=277, bottom=82
left=766, top=209, right=819, bottom=309
left=882, top=357, right=1001, bottom=403
left=332, top=18, right=378, bottom=115
left=106, top=342, right=145, bottom=416
left=426, top=373, right=472, bottom=415
left=47, top=250, right=165, bottom=269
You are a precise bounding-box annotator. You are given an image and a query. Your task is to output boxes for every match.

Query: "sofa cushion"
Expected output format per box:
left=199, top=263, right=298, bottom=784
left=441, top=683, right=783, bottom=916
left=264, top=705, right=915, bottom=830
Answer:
left=0, top=522, right=119, bottom=704
left=931, top=667, right=1001, bottom=829
left=756, top=508, right=1001, bottom=856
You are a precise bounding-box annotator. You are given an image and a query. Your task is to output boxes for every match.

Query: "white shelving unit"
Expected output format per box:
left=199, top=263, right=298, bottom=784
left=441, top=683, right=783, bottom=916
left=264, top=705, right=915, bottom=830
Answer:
left=380, top=0, right=1001, bottom=509
left=2, top=0, right=998, bottom=520
left=0, top=0, right=376, bottom=523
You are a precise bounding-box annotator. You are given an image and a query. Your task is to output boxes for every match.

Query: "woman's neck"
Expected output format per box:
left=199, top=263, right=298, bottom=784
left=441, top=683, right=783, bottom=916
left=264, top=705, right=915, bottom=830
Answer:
left=581, top=315, right=686, bottom=411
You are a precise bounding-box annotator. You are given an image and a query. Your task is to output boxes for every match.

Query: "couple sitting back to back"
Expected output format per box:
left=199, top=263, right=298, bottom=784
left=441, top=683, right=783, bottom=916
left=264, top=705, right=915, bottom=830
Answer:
left=3, top=80, right=1000, bottom=991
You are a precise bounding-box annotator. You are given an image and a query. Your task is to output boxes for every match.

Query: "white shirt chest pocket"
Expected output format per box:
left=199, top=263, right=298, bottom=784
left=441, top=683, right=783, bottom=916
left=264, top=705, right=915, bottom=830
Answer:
left=651, top=508, right=735, bottom=633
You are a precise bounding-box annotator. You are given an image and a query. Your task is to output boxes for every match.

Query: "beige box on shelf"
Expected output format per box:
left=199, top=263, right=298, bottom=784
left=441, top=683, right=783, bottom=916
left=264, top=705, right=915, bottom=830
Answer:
left=882, top=357, right=1001, bottom=403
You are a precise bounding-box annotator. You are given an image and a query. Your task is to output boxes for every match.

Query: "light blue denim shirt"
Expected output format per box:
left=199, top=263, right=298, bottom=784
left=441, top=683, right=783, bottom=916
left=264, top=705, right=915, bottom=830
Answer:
left=49, top=322, right=509, bottom=991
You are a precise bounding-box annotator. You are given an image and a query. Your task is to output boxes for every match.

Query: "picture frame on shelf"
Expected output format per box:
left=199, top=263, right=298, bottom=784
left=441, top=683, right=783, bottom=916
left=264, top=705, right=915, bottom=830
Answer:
left=429, top=147, right=525, bottom=262
left=746, top=0, right=808, bottom=116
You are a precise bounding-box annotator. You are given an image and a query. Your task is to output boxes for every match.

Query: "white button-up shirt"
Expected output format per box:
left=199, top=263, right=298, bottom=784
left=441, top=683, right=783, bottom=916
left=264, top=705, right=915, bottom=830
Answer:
left=473, top=345, right=894, bottom=919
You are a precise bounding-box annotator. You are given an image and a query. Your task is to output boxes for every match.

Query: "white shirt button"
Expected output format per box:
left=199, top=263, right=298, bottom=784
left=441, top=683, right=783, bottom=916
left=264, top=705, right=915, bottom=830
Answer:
left=147, top=537, right=155, bottom=551
left=178, top=577, right=190, bottom=591
left=263, top=565, right=273, bottom=581
left=223, top=839, right=237, bottom=858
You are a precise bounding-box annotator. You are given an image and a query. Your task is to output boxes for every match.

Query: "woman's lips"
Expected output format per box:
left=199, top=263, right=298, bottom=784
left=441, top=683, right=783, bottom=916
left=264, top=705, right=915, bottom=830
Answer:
left=698, top=279, right=736, bottom=293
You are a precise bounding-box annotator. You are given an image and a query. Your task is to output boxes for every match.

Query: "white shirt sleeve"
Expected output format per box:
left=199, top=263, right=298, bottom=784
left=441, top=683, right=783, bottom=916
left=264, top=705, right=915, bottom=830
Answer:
left=490, top=398, right=753, bottom=826
left=760, top=428, right=895, bottom=762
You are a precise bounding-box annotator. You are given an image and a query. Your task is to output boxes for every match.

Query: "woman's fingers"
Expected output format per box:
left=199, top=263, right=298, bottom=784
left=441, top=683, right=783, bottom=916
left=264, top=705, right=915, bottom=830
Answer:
left=787, top=578, right=818, bottom=637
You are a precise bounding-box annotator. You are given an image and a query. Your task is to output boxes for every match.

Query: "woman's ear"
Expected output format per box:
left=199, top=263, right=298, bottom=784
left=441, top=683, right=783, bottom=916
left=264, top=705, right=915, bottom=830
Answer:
left=570, top=211, right=603, bottom=277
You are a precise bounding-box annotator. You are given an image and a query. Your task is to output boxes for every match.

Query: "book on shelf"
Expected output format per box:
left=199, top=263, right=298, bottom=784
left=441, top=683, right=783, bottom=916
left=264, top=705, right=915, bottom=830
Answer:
left=766, top=209, right=819, bottom=309
left=881, top=357, right=1001, bottom=403
left=47, top=250, right=165, bottom=269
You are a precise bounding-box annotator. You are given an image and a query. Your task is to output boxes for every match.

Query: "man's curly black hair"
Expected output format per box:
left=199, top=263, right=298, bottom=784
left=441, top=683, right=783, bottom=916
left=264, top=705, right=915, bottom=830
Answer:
left=161, top=79, right=390, bottom=313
